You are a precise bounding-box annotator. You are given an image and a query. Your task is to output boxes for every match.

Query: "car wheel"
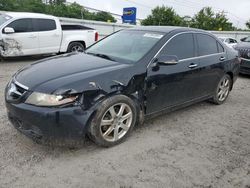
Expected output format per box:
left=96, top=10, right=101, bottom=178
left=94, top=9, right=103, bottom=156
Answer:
left=67, top=42, right=85, bottom=53
left=88, top=95, right=137, bottom=147
left=211, top=74, right=232, bottom=105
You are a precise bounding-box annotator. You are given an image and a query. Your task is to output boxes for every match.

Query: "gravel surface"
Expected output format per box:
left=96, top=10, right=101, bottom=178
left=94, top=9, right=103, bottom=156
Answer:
left=0, top=59, right=249, bottom=188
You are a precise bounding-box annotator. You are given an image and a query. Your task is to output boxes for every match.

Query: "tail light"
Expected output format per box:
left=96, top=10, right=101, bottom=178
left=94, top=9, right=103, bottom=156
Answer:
left=95, top=32, right=99, bottom=42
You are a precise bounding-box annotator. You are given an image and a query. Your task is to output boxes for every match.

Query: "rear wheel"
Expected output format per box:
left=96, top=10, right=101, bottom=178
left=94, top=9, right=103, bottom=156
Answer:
left=88, top=95, right=137, bottom=147
left=67, top=42, right=85, bottom=53
left=211, top=74, right=232, bottom=105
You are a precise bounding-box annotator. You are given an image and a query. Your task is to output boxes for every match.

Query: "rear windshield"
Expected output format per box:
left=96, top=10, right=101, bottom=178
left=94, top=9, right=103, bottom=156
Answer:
left=0, top=14, right=12, bottom=26
left=61, top=25, right=94, bottom=30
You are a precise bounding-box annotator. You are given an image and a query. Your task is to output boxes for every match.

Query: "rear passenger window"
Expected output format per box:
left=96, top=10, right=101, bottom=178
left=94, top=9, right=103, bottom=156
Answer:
left=6, top=18, right=33, bottom=33
left=217, top=42, right=224, bottom=53
left=197, top=34, right=218, bottom=56
left=33, top=19, right=56, bottom=31
left=160, top=33, right=195, bottom=60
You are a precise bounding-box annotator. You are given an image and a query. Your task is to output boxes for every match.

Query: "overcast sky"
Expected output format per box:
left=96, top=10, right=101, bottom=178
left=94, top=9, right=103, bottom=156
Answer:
left=68, top=0, right=250, bottom=28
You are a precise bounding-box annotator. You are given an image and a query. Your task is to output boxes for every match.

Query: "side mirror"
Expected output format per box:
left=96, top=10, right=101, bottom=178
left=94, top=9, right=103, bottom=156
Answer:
left=4, top=27, right=15, bottom=34
left=156, top=55, right=179, bottom=66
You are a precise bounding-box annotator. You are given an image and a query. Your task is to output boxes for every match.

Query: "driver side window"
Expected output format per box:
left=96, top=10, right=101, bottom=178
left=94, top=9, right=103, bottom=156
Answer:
left=159, top=33, right=195, bottom=60
left=5, top=18, right=33, bottom=33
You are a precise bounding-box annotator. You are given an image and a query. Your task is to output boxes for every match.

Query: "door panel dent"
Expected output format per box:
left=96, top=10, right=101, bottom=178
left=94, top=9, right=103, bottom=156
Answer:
left=0, top=38, right=23, bottom=57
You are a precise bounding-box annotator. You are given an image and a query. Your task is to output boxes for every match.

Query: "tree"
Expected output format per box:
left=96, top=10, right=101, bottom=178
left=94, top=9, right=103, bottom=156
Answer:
left=0, top=0, right=117, bottom=23
left=141, top=6, right=182, bottom=26
left=191, top=7, right=234, bottom=31
left=246, top=20, right=250, bottom=29
left=93, top=11, right=117, bottom=23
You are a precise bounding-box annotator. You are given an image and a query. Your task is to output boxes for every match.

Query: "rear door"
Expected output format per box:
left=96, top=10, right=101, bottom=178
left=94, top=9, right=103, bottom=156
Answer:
left=33, top=18, right=61, bottom=54
left=2, top=18, right=39, bottom=56
left=195, top=33, right=226, bottom=96
left=146, top=33, right=202, bottom=114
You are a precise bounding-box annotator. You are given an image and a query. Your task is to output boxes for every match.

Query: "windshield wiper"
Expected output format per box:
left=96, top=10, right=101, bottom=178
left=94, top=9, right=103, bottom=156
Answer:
left=86, top=52, right=115, bottom=61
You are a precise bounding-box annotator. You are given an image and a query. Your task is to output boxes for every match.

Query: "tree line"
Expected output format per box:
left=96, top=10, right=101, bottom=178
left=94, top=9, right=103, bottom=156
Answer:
left=0, top=0, right=117, bottom=23
left=142, top=6, right=250, bottom=31
left=0, top=1, right=249, bottom=30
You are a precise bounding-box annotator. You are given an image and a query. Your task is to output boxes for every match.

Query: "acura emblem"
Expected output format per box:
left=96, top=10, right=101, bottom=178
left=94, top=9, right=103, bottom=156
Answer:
left=247, top=51, right=250, bottom=57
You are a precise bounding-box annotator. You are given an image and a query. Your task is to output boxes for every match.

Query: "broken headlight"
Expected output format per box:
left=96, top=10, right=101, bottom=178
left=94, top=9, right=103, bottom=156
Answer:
left=25, top=92, right=78, bottom=107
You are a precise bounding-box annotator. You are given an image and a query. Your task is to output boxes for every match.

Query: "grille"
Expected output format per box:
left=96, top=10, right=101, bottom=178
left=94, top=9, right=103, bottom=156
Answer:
left=238, top=48, right=250, bottom=59
left=6, top=80, right=28, bottom=102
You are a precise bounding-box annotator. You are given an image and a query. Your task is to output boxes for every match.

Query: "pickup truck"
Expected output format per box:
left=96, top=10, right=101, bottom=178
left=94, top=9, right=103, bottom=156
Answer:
left=0, top=12, right=98, bottom=57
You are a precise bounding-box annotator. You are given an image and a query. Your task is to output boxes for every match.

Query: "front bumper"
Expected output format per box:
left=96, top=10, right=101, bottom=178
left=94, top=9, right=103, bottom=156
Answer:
left=5, top=101, right=93, bottom=146
left=240, top=58, right=250, bottom=75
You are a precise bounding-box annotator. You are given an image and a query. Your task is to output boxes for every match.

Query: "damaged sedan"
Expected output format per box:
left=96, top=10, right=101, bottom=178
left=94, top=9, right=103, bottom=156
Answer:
left=5, top=26, right=240, bottom=147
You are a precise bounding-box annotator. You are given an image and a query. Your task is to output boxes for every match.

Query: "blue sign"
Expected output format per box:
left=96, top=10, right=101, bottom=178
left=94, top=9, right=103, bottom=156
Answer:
left=122, top=7, right=137, bottom=25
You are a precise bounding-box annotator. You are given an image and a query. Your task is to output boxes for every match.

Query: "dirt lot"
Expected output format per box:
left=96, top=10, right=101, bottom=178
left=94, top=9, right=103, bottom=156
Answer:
left=0, top=59, right=249, bottom=188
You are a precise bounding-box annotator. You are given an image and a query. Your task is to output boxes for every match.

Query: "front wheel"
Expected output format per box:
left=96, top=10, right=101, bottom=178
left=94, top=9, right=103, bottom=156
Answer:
left=88, top=95, right=137, bottom=147
left=211, top=74, right=232, bottom=105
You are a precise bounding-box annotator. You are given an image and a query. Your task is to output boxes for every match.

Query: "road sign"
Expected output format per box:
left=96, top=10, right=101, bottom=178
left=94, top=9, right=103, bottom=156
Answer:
left=122, top=7, right=137, bottom=25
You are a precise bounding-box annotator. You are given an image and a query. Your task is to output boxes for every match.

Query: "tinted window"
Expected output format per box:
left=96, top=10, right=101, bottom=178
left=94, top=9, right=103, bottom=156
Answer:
left=160, top=33, right=195, bottom=60
left=197, top=34, right=218, bottom=56
left=33, top=19, right=56, bottom=31
left=7, top=18, right=33, bottom=33
left=61, top=25, right=93, bottom=30
left=217, top=42, right=224, bottom=53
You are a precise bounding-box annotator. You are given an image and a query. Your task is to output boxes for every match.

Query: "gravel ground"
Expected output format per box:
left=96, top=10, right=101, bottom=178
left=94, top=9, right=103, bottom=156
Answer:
left=0, top=59, right=249, bottom=188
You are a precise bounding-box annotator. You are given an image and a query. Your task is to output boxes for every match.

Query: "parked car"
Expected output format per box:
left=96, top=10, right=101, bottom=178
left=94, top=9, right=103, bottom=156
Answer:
left=5, top=26, right=240, bottom=147
left=218, top=37, right=238, bottom=48
left=234, top=36, right=250, bottom=75
left=0, top=12, right=98, bottom=57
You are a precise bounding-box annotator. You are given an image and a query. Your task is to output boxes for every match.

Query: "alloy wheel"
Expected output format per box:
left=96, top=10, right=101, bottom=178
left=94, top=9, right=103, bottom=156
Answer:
left=217, top=77, right=230, bottom=102
left=100, top=103, right=133, bottom=142
left=71, top=45, right=83, bottom=52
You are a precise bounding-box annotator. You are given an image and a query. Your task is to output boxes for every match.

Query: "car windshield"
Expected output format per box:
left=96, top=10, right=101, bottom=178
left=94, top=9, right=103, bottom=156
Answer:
left=85, top=30, right=164, bottom=63
left=0, top=14, right=11, bottom=26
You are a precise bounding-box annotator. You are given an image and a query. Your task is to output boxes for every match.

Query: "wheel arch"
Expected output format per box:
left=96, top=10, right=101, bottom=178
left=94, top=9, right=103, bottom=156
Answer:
left=226, top=71, right=234, bottom=90
left=67, top=41, right=86, bottom=51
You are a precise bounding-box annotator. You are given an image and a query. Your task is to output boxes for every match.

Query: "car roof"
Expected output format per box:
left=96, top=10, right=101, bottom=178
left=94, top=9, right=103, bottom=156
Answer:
left=127, top=26, right=204, bottom=34
left=3, top=12, right=56, bottom=19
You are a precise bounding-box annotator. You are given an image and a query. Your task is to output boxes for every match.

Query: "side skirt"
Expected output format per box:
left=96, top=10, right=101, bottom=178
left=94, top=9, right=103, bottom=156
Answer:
left=144, top=95, right=212, bottom=120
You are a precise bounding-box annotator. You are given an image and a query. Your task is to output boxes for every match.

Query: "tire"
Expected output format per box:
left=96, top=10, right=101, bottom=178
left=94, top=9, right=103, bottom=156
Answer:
left=67, top=42, right=85, bottom=53
left=88, top=95, right=137, bottom=147
left=210, top=74, right=232, bottom=105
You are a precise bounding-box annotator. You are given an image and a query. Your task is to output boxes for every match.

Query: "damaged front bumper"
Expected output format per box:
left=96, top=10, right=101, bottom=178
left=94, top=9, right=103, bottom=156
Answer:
left=5, top=101, right=93, bottom=146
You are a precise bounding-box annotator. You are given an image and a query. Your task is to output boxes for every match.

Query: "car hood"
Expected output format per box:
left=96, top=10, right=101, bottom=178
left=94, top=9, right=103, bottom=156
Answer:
left=14, top=53, right=132, bottom=93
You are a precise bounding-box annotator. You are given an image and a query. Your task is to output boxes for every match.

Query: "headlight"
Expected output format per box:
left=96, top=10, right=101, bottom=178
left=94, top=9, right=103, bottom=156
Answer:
left=25, top=92, right=78, bottom=107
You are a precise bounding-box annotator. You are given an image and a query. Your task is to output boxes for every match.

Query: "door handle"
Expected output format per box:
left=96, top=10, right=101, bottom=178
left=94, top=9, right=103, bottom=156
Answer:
left=220, top=56, right=226, bottom=61
left=188, top=63, right=198, bottom=68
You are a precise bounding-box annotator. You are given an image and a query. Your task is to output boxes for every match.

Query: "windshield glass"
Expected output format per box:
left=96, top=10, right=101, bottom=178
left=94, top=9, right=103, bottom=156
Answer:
left=85, top=30, right=164, bottom=63
left=0, top=14, right=11, bottom=26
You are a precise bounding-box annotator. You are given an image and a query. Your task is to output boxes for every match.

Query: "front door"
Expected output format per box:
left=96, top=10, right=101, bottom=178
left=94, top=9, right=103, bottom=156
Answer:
left=2, top=18, right=39, bottom=56
left=146, top=33, right=201, bottom=114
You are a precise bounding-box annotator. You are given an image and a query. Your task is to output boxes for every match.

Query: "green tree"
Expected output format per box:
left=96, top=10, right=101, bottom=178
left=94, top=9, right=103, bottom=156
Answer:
left=191, top=7, right=234, bottom=31
left=93, top=11, right=117, bottom=23
left=141, top=6, right=182, bottom=26
left=0, top=0, right=116, bottom=23
left=246, top=20, right=250, bottom=29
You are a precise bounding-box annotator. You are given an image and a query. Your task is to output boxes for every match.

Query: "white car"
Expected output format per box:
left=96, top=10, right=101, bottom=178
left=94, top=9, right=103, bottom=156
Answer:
left=218, top=37, right=238, bottom=48
left=0, top=12, right=98, bottom=57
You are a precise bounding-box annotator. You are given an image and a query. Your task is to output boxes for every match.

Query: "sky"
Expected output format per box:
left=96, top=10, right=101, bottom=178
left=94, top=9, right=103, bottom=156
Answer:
left=68, top=0, right=250, bottom=28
